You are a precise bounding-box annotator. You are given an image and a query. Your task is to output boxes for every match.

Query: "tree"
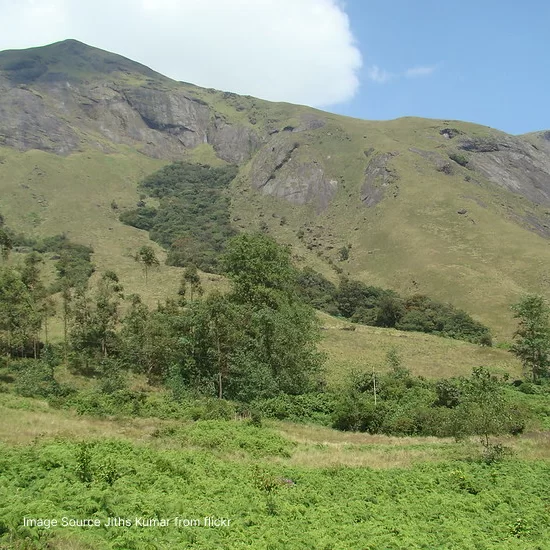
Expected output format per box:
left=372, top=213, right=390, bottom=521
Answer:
left=135, top=245, right=160, bottom=284
left=119, top=294, right=180, bottom=381
left=181, top=264, right=203, bottom=302
left=453, top=367, right=523, bottom=450
left=197, top=292, right=242, bottom=399
left=69, top=272, right=123, bottom=371
left=0, top=229, right=12, bottom=262
left=21, top=252, right=47, bottom=358
left=511, top=294, right=550, bottom=382
left=221, top=233, right=297, bottom=309
left=0, top=267, right=35, bottom=361
left=219, top=233, right=324, bottom=400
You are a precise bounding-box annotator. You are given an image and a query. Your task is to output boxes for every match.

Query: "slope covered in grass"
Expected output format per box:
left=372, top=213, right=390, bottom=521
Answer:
left=2, top=40, right=550, bottom=341
left=318, top=314, right=522, bottom=386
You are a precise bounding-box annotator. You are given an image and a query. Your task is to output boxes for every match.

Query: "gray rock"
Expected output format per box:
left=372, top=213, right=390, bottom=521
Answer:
left=361, top=153, right=399, bottom=207
left=208, top=117, right=262, bottom=164
left=250, top=133, right=337, bottom=211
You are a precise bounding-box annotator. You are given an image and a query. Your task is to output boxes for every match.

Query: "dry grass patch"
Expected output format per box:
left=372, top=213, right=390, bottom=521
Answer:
left=0, top=395, right=162, bottom=446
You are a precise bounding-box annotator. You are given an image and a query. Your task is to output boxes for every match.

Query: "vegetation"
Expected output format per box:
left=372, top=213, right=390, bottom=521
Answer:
left=120, top=162, right=238, bottom=272
left=134, top=245, right=159, bottom=284
left=0, top=429, right=548, bottom=549
left=1, top=41, right=550, bottom=549
left=511, top=294, right=550, bottom=382
left=0, top=241, right=548, bottom=549
left=297, top=268, right=492, bottom=345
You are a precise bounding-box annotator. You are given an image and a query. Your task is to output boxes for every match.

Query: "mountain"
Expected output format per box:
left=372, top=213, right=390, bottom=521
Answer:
left=1, top=39, right=550, bottom=339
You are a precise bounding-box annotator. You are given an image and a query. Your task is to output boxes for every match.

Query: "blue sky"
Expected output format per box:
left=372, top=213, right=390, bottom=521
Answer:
left=0, top=0, right=547, bottom=135
left=335, top=0, right=550, bottom=134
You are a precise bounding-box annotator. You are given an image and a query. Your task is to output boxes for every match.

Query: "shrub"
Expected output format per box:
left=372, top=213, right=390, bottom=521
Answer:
left=13, top=359, right=68, bottom=399
left=449, top=152, right=469, bottom=167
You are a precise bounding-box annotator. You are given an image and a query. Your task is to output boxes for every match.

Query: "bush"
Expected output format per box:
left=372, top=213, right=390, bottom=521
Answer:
left=253, top=393, right=338, bottom=424
left=449, top=152, right=469, bottom=167
left=13, top=359, right=69, bottom=399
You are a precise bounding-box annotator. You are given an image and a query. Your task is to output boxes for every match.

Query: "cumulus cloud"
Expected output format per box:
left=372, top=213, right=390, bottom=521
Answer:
left=0, top=0, right=362, bottom=107
left=366, top=65, right=393, bottom=84
left=405, top=65, right=437, bottom=78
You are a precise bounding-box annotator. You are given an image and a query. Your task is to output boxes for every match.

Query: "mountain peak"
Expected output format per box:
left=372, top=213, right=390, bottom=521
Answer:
left=0, top=39, right=165, bottom=84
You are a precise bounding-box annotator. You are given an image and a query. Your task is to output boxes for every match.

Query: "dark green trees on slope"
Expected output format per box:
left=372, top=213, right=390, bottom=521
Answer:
left=296, top=268, right=492, bottom=345
left=120, top=162, right=238, bottom=272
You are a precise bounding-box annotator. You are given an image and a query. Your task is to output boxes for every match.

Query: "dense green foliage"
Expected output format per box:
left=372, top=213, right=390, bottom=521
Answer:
left=511, top=294, right=550, bottom=382
left=1, top=436, right=549, bottom=549
left=0, top=230, right=94, bottom=359
left=297, top=268, right=492, bottom=345
left=49, top=233, right=324, bottom=402
left=252, top=365, right=529, bottom=442
left=120, top=162, right=238, bottom=272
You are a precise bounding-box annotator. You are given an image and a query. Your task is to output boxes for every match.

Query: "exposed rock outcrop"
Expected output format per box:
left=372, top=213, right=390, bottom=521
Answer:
left=361, top=152, right=399, bottom=206
left=459, top=135, right=550, bottom=205
left=207, top=116, right=262, bottom=163
left=0, top=81, right=79, bottom=154
left=124, top=87, right=210, bottom=148
left=250, top=134, right=337, bottom=210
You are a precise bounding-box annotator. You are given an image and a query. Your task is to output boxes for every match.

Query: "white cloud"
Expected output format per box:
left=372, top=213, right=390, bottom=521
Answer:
left=0, top=0, right=362, bottom=107
left=405, top=65, right=436, bottom=78
left=366, top=65, right=393, bottom=84
left=366, top=63, right=438, bottom=84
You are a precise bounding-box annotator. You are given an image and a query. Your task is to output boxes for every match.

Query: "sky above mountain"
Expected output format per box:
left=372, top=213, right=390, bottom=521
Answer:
left=0, top=0, right=547, bottom=134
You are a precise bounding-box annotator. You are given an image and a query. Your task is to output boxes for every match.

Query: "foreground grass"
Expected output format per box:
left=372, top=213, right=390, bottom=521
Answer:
left=1, top=393, right=550, bottom=549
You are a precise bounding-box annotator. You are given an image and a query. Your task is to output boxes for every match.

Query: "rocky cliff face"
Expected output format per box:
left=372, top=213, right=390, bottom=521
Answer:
left=457, top=134, right=550, bottom=206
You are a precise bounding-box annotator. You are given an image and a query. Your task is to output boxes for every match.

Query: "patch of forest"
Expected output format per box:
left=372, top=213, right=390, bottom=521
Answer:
left=119, top=162, right=238, bottom=272
left=297, top=268, right=492, bottom=345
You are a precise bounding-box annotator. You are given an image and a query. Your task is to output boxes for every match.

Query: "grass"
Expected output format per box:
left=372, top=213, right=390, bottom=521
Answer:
left=1, top=391, right=549, bottom=549
left=1, top=391, right=547, bottom=468
left=318, top=313, right=522, bottom=386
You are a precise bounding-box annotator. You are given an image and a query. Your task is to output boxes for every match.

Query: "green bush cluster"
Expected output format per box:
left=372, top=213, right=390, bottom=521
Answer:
left=297, top=268, right=492, bottom=344
left=12, top=359, right=72, bottom=400
left=252, top=393, right=338, bottom=425
left=331, top=367, right=527, bottom=439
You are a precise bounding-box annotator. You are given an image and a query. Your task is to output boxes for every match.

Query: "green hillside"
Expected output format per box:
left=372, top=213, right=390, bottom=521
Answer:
left=1, top=41, right=550, bottom=341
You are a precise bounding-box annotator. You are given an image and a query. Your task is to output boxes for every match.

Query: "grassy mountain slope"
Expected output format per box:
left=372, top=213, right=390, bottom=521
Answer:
left=1, top=40, right=550, bottom=340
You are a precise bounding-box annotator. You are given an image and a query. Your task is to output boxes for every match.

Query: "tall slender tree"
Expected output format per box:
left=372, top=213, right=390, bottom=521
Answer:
left=182, top=264, right=203, bottom=303
left=0, top=230, right=12, bottom=262
left=511, top=294, right=550, bottom=382
left=135, top=245, right=160, bottom=285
